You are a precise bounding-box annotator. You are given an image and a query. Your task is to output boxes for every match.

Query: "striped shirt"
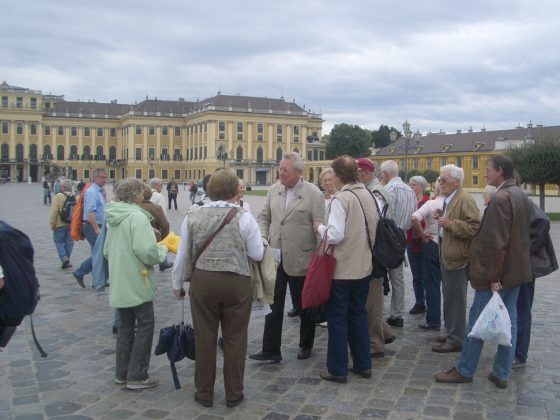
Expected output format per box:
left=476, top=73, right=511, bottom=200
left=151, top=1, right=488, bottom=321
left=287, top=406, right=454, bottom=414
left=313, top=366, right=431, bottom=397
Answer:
left=385, top=177, right=416, bottom=231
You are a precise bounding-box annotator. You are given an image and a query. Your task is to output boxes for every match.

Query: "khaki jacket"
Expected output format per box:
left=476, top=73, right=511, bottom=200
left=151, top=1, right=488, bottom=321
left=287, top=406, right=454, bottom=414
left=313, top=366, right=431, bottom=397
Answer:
left=258, top=180, right=325, bottom=277
left=49, top=192, right=72, bottom=230
left=469, top=180, right=533, bottom=290
left=440, top=187, right=480, bottom=270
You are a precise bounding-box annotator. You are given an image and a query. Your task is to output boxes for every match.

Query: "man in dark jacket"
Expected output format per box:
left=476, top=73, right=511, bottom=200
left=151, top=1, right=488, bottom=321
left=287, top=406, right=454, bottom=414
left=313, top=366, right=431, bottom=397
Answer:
left=435, top=155, right=534, bottom=388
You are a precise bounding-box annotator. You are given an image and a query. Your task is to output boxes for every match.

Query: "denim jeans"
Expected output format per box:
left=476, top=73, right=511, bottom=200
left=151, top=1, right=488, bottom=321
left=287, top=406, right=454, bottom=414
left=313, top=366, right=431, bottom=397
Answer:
left=74, top=222, right=98, bottom=279
left=53, top=227, right=74, bottom=261
left=43, top=188, right=51, bottom=204
left=456, top=286, right=520, bottom=380
left=515, top=280, right=535, bottom=363
left=325, top=276, right=371, bottom=377
left=407, top=245, right=425, bottom=306
left=421, top=241, right=441, bottom=327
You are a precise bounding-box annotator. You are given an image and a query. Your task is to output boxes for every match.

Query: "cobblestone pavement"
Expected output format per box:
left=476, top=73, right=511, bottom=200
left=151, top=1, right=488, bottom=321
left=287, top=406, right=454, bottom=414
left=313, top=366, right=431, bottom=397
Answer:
left=1, top=183, right=559, bottom=420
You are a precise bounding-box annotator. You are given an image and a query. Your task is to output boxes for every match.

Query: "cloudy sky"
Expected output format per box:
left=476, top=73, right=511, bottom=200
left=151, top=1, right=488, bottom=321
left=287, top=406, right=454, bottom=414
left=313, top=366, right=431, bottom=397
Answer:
left=2, top=0, right=558, bottom=135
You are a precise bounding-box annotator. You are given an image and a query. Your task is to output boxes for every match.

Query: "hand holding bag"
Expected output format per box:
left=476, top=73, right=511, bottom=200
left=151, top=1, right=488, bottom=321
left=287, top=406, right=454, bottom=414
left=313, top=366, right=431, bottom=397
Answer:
left=467, top=291, right=512, bottom=346
left=301, top=230, right=336, bottom=310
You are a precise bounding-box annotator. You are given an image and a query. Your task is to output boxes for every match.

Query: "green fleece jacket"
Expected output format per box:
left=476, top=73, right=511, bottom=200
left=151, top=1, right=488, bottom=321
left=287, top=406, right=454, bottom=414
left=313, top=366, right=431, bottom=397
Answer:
left=103, top=201, right=167, bottom=308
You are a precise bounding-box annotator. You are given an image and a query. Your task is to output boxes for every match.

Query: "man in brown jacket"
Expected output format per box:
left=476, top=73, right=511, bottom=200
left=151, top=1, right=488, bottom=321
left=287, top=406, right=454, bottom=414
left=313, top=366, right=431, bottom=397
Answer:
left=435, top=155, right=533, bottom=388
left=432, top=164, right=480, bottom=353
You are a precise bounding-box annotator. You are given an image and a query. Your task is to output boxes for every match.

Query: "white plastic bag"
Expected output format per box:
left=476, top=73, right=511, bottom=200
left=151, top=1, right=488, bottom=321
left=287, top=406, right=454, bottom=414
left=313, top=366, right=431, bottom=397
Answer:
left=467, top=291, right=512, bottom=346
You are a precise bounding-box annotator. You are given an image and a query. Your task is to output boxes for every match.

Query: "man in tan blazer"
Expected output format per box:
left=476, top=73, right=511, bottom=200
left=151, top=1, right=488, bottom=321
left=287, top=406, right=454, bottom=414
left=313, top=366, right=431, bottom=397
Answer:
left=249, top=152, right=325, bottom=362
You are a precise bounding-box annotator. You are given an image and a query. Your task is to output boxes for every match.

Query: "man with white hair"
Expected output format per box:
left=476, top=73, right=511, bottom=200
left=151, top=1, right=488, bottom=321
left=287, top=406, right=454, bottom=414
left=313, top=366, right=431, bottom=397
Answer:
left=149, top=178, right=166, bottom=215
left=432, top=164, right=480, bottom=353
left=379, top=160, right=416, bottom=328
left=49, top=178, right=75, bottom=269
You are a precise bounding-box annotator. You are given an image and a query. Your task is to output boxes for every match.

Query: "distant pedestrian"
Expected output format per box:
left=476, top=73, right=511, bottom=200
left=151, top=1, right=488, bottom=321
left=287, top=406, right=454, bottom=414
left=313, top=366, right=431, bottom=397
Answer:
left=43, top=179, right=51, bottom=205
left=49, top=179, right=75, bottom=269
left=167, top=179, right=178, bottom=210
left=189, top=181, right=198, bottom=204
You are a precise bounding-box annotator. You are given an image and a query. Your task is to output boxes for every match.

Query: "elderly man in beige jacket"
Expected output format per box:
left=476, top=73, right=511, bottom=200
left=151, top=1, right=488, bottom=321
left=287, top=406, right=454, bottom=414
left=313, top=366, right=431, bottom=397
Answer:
left=249, top=152, right=325, bottom=362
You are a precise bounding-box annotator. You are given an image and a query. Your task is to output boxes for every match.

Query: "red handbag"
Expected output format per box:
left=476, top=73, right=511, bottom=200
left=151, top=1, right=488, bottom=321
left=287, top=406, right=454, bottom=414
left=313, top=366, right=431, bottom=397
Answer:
left=301, top=231, right=336, bottom=309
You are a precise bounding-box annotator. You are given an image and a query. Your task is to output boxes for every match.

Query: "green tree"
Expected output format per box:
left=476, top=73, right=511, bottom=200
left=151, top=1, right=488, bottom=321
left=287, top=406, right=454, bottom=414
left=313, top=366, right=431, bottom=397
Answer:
left=422, top=169, right=440, bottom=189
left=326, top=123, right=372, bottom=159
left=372, top=124, right=402, bottom=149
left=507, top=136, right=560, bottom=211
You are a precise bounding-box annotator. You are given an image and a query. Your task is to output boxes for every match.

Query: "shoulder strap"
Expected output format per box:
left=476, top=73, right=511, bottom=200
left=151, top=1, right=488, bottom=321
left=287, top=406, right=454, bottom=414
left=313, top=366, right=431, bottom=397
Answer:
left=369, top=189, right=388, bottom=218
left=193, top=207, right=238, bottom=265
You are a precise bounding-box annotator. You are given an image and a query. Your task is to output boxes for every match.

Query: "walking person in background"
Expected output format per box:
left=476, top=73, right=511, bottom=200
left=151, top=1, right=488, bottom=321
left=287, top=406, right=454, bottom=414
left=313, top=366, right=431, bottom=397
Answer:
left=149, top=178, right=167, bottom=215
left=49, top=179, right=75, bottom=269
left=43, top=178, right=52, bottom=205
left=105, top=177, right=168, bottom=390
left=167, top=179, right=179, bottom=210
left=407, top=176, right=430, bottom=315
left=189, top=181, right=198, bottom=205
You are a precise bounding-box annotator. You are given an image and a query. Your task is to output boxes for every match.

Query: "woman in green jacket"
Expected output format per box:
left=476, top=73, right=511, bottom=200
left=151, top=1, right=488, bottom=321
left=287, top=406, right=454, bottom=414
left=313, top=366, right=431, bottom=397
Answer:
left=104, top=178, right=167, bottom=390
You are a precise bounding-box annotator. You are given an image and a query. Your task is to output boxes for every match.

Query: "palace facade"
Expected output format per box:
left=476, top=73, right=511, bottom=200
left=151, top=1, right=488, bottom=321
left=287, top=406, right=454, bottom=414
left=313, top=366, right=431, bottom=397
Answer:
left=0, top=82, right=325, bottom=184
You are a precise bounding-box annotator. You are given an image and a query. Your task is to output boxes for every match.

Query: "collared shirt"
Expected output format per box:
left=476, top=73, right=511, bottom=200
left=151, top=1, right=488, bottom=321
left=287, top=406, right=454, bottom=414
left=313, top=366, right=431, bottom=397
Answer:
left=412, top=196, right=444, bottom=244
left=386, top=176, right=416, bottom=231
left=171, top=201, right=264, bottom=290
left=439, top=189, right=458, bottom=239
left=149, top=189, right=167, bottom=215
left=83, top=183, right=106, bottom=225
left=285, top=177, right=304, bottom=210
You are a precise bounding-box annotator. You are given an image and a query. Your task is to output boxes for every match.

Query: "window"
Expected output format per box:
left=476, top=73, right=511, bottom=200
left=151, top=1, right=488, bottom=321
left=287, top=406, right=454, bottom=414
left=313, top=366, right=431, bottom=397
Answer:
left=148, top=147, right=155, bottom=160
left=204, top=147, right=207, bottom=159
left=57, top=126, right=63, bottom=136
left=1, top=96, right=7, bottom=107
left=276, top=148, right=283, bottom=163
left=109, top=169, right=115, bottom=179
left=14, top=144, right=22, bottom=161
left=277, top=124, right=282, bottom=142
left=83, top=145, right=91, bottom=158
left=236, top=146, right=243, bottom=161
left=84, top=169, right=90, bottom=179
left=473, top=156, right=478, bottom=169
left=149, top=126, right=155, bottom=136
left=174, top=170, right=181, bottom=179
left=45, top=126, right=51, bottom=135
left=29, top=144, right=37, bottom=159
left=136, top=126, right=142, bottom=135
left=256, top=147, right=263, bottom=162
left=109, top=146, right=116, bottom=160
left=70, top=145, right=78, bottom=159
left=97, top=127, right=103, bottom=137
left=1, top=143, right=8, bottom=160
left=426, top=157, right=432, bottom=170
left=30, top=98, right=37, bottom=109
left=473, top=175, right=479, bottom=186
left=237, top=133, right=243, bottom=141
left=57, top=145, right=64, bottom=160
left=237, top=122, right=243, bottom=133
left=71, top=127, right=77, bottom=136
left=16, top=97, right=23, bottom=108
left=219, top=132, right=225, bottom=140
left=148, top=169, right=155, bottom=179
left=293, top=125, right=300, bottom=143
left=2, top=122, right=8, bottom=134
left=174, top=126, right=180, bottom=136
left=441, top=157, right=447, bottom=166
left=456, top=156, right=462, bottom=167
left=162, top=169, right=168, bottom=179
left=31, top=124, right=37, bottom=135
left=257, top=134, right=263, bottom=141
left=237, top=169, right=244, bottom=179
left=161, top=148, right=168, bottom=159
left=257, top=123, right=264, bottom=134
left=307, top=150, right=313, bottom=161
left=96, top=146, right=104, bottom=159
left=135, top=147, right=142, bottom=160
left=174, top=148, right=180, bottom=160
left=135, top=169, right=142, bottom=179
left=84, top=127, right=90, bottom=137
left=162, top=127, right=168, bottom=136
left=219, top=121, right=225, bottom=131
left=16, top=123, right=23, bottom=135
left=110, top=128, right=116, bottom=137
left=43, top=144, right=51, bottom=159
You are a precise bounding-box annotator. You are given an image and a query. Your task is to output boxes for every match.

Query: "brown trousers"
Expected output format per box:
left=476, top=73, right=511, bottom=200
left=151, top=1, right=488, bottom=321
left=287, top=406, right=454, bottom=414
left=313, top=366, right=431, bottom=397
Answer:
left=189, top=269, right=252, bottom=401
left=366, top=277, right=395, bottom=353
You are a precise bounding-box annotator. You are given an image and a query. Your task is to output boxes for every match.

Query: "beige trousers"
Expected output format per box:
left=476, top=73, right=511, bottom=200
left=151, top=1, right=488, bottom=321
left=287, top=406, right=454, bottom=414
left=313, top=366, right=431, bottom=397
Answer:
left=366, top=277, right=395, bottom=353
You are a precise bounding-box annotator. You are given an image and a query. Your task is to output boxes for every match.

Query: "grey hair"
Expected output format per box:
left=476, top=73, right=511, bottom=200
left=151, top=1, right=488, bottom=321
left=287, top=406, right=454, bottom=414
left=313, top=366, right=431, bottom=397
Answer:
left=283, top=152, right=304, bottom=172
left=61, top=179, right=74, bottom=191
left=483, top=185, right=497, bottom=197
left=380, top=160, right=399, bottom=176
left=319, top=167, right=334, bottom=182
left=114, top=177, right=145, bottom=202
left=440, top=164, right=464, bottom=185
left=409, top=175, right=428, bottom=190
left=93, top=168, right=106, bottom=178
left=149, top=177, right=162, bottom=188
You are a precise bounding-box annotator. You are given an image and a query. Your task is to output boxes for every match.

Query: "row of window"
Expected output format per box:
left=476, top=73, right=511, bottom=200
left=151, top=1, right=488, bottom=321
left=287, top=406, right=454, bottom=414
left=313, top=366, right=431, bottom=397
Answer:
left=138, top=169, right=207, bottom=182
left=1, top=96, right=38, bottom=109
left=0, top=143, right=118, bottom=161
left=0, top=122, right=119, bottom=138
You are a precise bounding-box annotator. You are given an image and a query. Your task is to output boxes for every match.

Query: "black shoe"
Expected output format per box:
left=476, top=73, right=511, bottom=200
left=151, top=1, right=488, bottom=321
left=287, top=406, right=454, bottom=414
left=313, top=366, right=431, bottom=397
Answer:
left=386, top=317, right=403, bottom=327
left=384, top=335, right=397, bottom=344
left=194, top=395, right=213, bottom=408
left=349, top=367, right=372, bottom=378
left=73, top=272, right=85, bottom=288
left=409, top=304, right=427, bottom=315
left=320, top=371, right=347, bottom=383
left=371, top=352, right=385, bottom=359
left=248, top=351, right=282, bottom=362
left=159, top=262, right=173, bottom=272
left=288, top=307, right=300, bottom=317
left=418, top=324, right=440, bottom=331
left=226, top=394, right=244, bottom=408
left=297, top=348, right=312, bottom=360
left=218, top=337, right=224, bottom=349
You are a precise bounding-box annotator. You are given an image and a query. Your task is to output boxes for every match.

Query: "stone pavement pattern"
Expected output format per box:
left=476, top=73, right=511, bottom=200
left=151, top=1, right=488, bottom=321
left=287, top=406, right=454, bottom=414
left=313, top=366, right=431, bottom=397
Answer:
left=1, top=183, right=559, bottom=420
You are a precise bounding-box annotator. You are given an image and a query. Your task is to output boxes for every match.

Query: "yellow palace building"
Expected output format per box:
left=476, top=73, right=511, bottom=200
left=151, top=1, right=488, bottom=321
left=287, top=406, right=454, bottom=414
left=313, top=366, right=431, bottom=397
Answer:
left=0, top=81, right=324, bottom=184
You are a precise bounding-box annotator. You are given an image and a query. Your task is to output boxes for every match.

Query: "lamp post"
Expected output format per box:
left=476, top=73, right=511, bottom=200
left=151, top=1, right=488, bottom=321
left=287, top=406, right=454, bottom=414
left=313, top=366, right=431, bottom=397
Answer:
left=217, top=145, right=227, bottom=167
left=391, top=121, right=421, bottom=181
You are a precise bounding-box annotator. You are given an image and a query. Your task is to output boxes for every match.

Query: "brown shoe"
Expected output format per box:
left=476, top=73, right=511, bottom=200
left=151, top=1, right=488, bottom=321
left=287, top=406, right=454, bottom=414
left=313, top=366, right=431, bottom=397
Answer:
left=488, top=372, right=507, bottom=389
left=320, top=371, right=347, bottom=383
left=432, top=342, right=462, bottom=353
left=434, top=367, right=472, bottom=384
left=435, top=336, right=447, bottom=343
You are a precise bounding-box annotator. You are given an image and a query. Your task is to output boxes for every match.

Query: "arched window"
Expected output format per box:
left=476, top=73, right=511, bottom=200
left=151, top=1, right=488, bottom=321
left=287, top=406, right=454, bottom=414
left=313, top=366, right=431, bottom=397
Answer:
left=276, top=147, right=283, bottom=163
left=236, top=146, right=243, bottom=162
left=109, top=146, right=116, bottom=160
left=83, top=145, right=91, bottom=159
left=43, top=144, right=51, bottom=159
left=70, top=145, right=78, bottom=159
left=256, top=147, right=263, bottom=163
left=16, top=144, right=24, bottom=161
left=293, top=148, right=299, bottom=154
left=57, top=145, right=64, bottom=160
left=1, top=143, right=8, bottom=160
left=96, top=145, right=104, bottom=159
left=29, top=144, right=37, bottom=159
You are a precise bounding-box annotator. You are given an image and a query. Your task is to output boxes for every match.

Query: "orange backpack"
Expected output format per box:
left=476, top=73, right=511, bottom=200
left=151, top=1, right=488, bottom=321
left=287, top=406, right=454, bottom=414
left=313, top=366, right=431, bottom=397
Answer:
left=70, top=183, right=92, bottom=241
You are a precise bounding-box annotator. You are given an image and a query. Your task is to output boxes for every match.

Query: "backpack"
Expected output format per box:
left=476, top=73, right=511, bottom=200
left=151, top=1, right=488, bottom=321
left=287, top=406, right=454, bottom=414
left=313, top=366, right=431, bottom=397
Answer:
left=59, top=194, right=77, bottom=223
left=70, top=184, right=91, bottom=241
left=371, top=200, right=407, bottom=274
left=0, top=221, right=48, bottom=356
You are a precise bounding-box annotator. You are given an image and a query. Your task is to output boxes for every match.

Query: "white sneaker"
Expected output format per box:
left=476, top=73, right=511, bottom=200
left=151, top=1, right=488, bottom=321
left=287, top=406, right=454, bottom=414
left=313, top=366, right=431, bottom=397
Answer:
left=319, top=322, right=328, bottom=328
left=126, top=378, right=159, bottom=390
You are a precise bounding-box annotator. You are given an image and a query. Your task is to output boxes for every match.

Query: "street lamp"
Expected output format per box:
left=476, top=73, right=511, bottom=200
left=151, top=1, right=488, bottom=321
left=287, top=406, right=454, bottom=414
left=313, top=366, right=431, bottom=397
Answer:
left=391, top=121, right=421, bottom=181
left=217, top=145, right=228, bottom=167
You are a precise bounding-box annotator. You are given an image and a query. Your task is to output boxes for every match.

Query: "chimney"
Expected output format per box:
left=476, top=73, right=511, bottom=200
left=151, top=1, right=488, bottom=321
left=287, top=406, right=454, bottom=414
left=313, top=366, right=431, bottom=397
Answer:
left=178, top=98, right=185, bottom=102
left=456, top=130, right=462, bottom=134
left=527, top=120, right=533, bottom=128
left=468, top=126, right=473, bottom=133
left=481, top=126, right=486, bottom=132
